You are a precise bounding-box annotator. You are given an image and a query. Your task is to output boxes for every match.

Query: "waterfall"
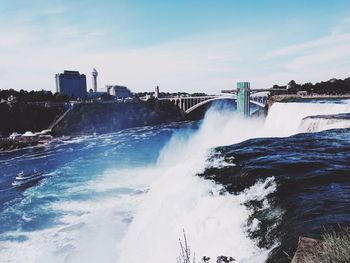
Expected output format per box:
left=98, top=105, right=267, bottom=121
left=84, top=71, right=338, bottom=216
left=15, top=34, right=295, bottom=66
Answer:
left=264, top=100, right=350, bottom=136
left=2, top=100, right=350, bottom=263
left=299, top=113, right=350, bottom=133
left=118, top=100, right=350, bottom=263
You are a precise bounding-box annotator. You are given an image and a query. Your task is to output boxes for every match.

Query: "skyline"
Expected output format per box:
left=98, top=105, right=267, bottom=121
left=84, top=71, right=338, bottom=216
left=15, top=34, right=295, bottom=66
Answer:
left=1, top=0, right=350, bottom=93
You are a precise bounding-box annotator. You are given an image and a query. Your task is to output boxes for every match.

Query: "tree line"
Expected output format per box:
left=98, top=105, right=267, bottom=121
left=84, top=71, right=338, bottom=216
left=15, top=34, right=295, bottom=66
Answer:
left=270, top=77, right=350, bottom=95
left=135, top=92, right=209, bottom=97
left=0, top=89, right=69, bottom=102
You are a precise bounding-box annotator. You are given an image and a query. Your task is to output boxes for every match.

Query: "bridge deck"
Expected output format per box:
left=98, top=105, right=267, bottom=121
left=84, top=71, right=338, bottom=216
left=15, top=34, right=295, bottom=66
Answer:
left=157, top=93, right=267, bottom=114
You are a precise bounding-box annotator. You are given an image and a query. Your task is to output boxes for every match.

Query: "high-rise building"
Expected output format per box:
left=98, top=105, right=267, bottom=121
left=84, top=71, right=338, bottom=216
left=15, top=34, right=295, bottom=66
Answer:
left=92, top=68, right=98, bottom=92
left=55, top=70, right=87, bottom=99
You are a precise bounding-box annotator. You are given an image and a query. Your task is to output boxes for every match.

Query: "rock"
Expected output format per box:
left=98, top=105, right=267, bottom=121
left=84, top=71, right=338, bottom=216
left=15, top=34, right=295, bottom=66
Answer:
left=291, top=237, right=323, bottom=263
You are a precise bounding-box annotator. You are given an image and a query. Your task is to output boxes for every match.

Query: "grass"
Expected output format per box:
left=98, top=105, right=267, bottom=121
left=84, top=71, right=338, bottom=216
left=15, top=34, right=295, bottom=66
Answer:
left=318, top=228, right=350, bottom=262
left=298, top=228, right=350, bottom=263
left=176, top=230, right=235, bottom=263
left=177, top=230, right=196, bottom=263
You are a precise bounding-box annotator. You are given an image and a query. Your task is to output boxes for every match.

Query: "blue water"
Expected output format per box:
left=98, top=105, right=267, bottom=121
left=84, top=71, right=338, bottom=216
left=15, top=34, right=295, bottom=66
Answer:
left=0, top=125, right=172, bottom=212
left=1, top=100, right=350, bottom=263
left=0, top=122, right=199, bottom=262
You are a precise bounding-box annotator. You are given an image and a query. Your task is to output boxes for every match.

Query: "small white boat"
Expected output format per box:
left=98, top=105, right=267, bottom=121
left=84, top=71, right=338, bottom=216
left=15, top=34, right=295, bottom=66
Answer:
left=12, top=169, right=44, bottom=187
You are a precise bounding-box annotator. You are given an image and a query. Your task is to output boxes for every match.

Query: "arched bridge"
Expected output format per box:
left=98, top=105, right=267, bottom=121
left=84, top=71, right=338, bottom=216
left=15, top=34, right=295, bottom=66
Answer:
left=159, top=93, right=268, bottom=114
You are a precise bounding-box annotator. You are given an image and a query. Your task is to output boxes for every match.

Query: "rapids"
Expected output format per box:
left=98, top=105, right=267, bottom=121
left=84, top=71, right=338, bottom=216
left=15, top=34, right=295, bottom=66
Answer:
left=0, top=99, right=349, bottom=263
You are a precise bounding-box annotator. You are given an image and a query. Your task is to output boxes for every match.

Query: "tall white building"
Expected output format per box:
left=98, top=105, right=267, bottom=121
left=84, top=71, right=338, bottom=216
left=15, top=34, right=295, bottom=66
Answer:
left=155, top=85, right=160, bottom=98
left=92, top=68, right=98, bottom=92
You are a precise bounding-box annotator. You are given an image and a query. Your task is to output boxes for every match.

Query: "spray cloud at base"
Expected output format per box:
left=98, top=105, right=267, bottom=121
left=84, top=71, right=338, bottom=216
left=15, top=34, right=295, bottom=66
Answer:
left=117, top=108, right=272, bottom=263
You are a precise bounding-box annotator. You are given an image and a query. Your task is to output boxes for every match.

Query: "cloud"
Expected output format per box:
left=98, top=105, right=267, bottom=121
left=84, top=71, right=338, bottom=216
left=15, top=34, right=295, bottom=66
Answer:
left=1, top=13, right=350, bottom=93
left=285, top=40, right=350, bottom=70
left=260, top=33, right=350, bottom=61
left=256, top=17, right=350, bottom=85
left=0, top=30, right=36, bottom=50
left=332, top=17, right=350, bottom=35
left=0, top=27, right=256, bottom=93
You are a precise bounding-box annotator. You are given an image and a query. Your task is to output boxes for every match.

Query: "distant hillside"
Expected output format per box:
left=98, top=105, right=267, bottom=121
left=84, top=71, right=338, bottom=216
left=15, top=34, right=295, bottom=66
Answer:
left=52, top=100, right=184, bottom=136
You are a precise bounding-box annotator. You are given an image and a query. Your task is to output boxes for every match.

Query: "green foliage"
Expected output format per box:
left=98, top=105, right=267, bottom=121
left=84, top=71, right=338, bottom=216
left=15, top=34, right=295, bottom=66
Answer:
left=190, top=93, right=209, bottom=97
left=134, top=92, right=209, bottom=98
left=99, top=93, right=114, bottom=101
left=0, top=89, right=69, bottom=102
left=134, top=92, right=154, bottom=97
left=270, top=77, right=350, bottom=95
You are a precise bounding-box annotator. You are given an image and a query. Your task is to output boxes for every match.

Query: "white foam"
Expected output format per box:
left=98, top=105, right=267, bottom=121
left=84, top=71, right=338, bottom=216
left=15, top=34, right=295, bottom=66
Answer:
left=117, top=109, right=274, bottom=263
left=3, top=100, right=349, bottom=263
left=0, top=168, right=155, bottom=263
left=299, top=116, right=350, bottom=133
left=117, top=100, right=350, bottom=262
left=265, top=100, right=350, bottom=136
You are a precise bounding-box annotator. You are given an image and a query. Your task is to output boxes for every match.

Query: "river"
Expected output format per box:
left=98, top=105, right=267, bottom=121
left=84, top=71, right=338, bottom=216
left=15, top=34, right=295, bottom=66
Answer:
left=0, top=100, right=350, bottom=263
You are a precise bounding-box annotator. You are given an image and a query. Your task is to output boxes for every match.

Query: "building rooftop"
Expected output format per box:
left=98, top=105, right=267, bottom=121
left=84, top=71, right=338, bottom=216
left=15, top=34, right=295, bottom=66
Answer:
left=106, top=85, right=128, bottom=89
left=61, top=70, right=83, bottom=75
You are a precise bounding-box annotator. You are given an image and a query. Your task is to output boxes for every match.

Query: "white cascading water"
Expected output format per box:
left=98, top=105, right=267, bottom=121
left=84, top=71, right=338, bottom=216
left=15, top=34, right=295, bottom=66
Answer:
left=117, top=111, right=271, bottom=263
left=299, top=115, right=350, bottom=133
left=2, top=100, right=350, bottom=263
left=264, top=100, right=350, bottom=136
left=117, top=99, right=350, bottom=263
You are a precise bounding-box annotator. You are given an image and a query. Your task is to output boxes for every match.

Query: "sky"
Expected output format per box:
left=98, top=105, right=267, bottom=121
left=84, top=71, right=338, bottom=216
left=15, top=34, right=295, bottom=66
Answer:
left=1, top=0, right=350, bottom=94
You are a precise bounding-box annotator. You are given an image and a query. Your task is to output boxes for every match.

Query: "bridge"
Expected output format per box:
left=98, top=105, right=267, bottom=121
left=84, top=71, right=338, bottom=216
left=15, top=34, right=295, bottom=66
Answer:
left=157, top=82, right=271, bottom=117
left=158, top=93, right=267, bottom=114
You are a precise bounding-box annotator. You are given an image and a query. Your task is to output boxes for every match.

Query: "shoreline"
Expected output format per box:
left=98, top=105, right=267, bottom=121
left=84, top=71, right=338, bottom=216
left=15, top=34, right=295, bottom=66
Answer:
left=0, top=139, right=39, bottom=152
left=0, top=120, right=192, bottom=153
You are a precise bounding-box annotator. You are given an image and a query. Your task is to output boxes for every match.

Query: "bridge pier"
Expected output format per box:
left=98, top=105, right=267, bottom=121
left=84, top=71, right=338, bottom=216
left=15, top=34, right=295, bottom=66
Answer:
left=237, top=82, right=250, bottom=118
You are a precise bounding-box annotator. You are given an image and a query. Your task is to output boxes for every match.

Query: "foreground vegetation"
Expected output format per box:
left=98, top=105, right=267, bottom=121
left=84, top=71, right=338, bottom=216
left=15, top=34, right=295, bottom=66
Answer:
left=177, top=228, right=350, bottom=263
left=177, top=231, right=235, bottom=263
left=297, top=229, right=350, bottom=263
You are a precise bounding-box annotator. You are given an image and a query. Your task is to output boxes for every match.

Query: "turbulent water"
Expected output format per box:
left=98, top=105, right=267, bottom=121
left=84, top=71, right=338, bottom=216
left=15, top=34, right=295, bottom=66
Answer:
left=0, top=99, right=350, bottom=263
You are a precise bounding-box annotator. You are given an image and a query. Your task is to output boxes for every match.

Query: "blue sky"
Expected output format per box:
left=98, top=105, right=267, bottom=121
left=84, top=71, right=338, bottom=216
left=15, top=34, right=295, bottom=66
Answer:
left=1, top=0, right=350, bottom=93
